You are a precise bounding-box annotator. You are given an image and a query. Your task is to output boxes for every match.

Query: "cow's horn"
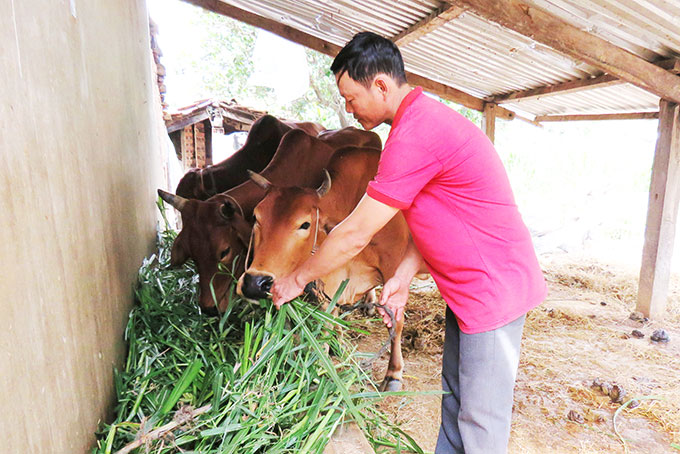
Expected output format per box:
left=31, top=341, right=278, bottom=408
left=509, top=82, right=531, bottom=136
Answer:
left=316, top=169, right=331, bottom=197
left=248, top=170, right=272, bottom=190
left=158, top=189, right=187, bottom=211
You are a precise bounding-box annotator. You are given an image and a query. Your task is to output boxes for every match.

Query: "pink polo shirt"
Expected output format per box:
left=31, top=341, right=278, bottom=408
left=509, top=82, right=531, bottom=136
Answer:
left=367, top=87, right=547, bottom=334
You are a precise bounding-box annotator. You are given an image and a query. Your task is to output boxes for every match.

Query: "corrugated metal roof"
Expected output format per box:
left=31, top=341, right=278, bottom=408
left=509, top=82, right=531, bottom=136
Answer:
left=200, top=0, right=680, bottom=119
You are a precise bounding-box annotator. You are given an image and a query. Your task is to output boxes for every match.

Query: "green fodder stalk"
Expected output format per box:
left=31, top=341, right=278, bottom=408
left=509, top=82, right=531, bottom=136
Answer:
left=92, top=225, right=426, bottom=454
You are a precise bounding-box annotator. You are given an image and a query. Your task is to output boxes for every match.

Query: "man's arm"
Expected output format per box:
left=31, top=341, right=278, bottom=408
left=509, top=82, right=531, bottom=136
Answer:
left=270, top=193, right=399, bottom=308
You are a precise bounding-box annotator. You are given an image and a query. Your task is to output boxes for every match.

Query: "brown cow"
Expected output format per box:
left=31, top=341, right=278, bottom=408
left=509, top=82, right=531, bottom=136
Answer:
left=158, top=127, right=381, bottom=315
left=175, top=115, right=325, bottom=200
left=236, top=147, right=410, bottom=391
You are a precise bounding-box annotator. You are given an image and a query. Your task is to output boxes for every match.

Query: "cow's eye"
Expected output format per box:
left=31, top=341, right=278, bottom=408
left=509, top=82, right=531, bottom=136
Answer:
left=220, top=247, right=231, bottom=259
left=300, top=222, right=311, bottom=230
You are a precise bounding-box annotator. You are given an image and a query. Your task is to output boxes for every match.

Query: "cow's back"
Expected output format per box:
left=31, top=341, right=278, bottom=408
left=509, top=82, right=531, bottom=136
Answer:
left=282, top=120, right=325, bottom=137
left=215, top=129, right=337, bottom=217
left=320, top=146, right=381, bottom=224
left=318, top=127, right=382, bottom=151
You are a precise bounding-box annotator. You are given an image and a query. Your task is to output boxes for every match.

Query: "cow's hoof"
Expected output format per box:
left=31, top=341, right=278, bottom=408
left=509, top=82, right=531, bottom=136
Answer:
left=379, top=377, right=402, bottom=392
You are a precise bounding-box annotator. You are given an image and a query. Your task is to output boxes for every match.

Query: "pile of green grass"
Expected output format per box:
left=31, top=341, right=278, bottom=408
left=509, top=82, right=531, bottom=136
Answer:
left=93, top=221, right=425, bottom=453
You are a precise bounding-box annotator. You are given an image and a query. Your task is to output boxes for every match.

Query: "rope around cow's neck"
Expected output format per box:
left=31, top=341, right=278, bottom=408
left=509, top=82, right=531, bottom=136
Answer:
left=311, top=207, right=320, bottom=256
left=245, top=228, right=254, bottom=273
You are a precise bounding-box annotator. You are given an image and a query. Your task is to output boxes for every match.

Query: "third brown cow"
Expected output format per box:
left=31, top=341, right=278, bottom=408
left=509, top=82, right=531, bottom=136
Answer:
left=175, top=115, right=325, bottom=200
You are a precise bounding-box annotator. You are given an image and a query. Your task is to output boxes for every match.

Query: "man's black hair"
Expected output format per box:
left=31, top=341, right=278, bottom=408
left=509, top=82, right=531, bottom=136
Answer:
left=330, top=31, right=407, bottom=87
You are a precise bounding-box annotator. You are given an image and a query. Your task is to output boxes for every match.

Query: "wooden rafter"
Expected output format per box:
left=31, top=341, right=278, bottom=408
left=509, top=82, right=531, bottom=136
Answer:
left=167, top=110, right=210, bottom=133
left=446, top=0, right=680, bottom=104
left=391, top=3, right=465, bottom=47
left=492, top=74, right=620, bottom=104
left=492, top=58, right=680, bottom=104
left=180, top=0, right=515, bottom=121
left=536, top=112, right=660, bottom=122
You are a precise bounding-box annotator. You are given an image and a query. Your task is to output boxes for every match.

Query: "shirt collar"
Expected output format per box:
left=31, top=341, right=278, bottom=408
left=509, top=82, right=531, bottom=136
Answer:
left=391, top=86, right=423, bottom=129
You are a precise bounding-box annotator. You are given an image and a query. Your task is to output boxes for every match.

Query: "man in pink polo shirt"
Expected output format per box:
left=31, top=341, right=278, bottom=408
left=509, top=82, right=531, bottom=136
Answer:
left=271, top=31, right=547, bottom=453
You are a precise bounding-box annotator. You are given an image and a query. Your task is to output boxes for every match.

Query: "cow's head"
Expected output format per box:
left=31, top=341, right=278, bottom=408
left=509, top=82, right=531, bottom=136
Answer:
left=237, top=171, right=332, bottom=301
left=158, top=189, right=252, bottom=314
left=174, top=169, right=203, bottom=200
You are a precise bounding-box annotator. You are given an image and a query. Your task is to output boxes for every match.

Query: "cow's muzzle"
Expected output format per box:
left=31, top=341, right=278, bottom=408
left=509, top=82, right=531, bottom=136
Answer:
left=240, top=273, right=274, bottom=300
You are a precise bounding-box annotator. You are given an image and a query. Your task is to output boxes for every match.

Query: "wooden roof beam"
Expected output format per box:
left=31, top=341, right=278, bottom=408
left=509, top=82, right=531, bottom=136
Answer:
left=446, top=0, right=680, bottom=104
left=391, top=3, right=465, bottom=47
left=180, top=0, right=515, bottom=121
left=492, top=74, right=620, bottom=104
left=536, top=112, right=659, bottom=122
left=492, top=58, right=680, bottom=104
left=167, top=110, right=210, bottom=133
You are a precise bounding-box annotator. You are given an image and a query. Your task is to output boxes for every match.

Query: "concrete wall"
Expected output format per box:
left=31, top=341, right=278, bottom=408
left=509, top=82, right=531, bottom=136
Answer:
left=0, top=1, right=164, bottom=452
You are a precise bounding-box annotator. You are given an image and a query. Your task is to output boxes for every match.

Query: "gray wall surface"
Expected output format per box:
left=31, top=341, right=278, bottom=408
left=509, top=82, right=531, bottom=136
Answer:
left=0, top=0, right=164, bottom=452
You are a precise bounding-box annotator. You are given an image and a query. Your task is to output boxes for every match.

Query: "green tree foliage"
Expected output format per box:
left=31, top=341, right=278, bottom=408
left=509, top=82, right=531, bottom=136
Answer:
left=281, top=50, right=354, bottom=129
left=180, top=10, right=351, bottom=129
left=188, top=11, right=273, bottom=102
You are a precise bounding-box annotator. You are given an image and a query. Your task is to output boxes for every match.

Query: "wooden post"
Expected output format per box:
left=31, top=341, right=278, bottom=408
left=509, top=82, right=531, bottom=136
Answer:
left=483, top=102, right=497, bottom=143
left=181, top=125, right=195, bottom=169
left=204, top=119, right=213, bottom=166
left=637, top=100, right=680, bottom=318
left=194, top=122, right=206, bottom=168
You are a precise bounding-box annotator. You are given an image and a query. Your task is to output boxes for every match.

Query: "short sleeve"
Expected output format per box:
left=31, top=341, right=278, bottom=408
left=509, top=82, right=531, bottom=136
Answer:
left=366, top=138, right=441, bottom=210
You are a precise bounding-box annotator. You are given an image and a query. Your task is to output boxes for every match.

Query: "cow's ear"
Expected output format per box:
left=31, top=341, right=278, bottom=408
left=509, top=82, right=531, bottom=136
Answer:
left=219, top=201, right=236, bottom=220
left=170, top=231, right=189, bottom=267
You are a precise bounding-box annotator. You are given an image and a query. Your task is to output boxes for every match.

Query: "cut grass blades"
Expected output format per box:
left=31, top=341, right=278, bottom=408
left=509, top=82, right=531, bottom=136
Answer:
left=92, top=224, right=424, bottom=453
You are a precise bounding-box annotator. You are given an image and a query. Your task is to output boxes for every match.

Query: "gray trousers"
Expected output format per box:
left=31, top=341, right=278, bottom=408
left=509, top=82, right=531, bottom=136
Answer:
left=435, top=307, right=526, bottom=454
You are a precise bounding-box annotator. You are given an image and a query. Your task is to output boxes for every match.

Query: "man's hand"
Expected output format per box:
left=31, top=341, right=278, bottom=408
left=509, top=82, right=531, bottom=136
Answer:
left=270, top=274, right=305, bottom=309
left=377, top=276, right=409, bottom=328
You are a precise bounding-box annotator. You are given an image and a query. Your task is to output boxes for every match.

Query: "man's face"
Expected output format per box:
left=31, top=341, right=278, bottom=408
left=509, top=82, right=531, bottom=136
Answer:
left=336, top=72, right=386, bottom=130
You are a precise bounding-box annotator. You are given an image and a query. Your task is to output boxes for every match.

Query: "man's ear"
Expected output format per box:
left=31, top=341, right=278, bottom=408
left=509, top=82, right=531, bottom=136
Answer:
left=374, top=76, right=388, bottom=96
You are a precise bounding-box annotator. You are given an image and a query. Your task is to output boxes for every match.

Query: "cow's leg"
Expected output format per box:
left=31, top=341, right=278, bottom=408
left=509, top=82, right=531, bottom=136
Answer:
left=379, top=316, right=404, bottom=392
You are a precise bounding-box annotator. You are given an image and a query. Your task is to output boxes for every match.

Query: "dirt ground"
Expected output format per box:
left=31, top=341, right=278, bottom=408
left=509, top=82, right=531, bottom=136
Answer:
left=352, top=255, right=680, bottom=454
